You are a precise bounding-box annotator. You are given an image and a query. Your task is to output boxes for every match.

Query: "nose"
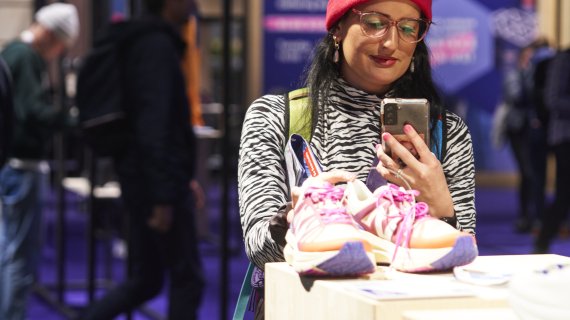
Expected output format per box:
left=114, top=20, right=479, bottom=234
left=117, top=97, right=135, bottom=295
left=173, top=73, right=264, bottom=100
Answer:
left=382, top=26, right=399, bottom=50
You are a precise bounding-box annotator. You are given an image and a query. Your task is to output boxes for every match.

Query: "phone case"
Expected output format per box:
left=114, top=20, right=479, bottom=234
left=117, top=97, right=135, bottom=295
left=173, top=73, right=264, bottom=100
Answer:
left=380, top=98, right=430, bottom=156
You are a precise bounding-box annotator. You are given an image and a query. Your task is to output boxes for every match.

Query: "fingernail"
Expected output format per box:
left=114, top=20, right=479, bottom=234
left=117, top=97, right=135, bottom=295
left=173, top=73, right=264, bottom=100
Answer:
left=375, top=143, right=381, bottom=151
left=404, top=124, right=412, bottom=133
left=382, top=133, right=390, bottom=141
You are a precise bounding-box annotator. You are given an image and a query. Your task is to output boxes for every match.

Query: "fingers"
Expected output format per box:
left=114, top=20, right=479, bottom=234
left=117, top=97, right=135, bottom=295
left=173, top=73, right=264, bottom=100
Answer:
left=190, top=180, right=206, bottom=209
left=148, top=216, right=169, bottom=233
left=291, top=186, right=302, bottom=207
left=376, top=142, right=400, bottom=172
left=403, top=124, right=433, bottom=160
left=300, top=170, right=356, bottom=189
left=147, top=206, right=173, bottom=233
left=381, top=126, right=434, bottom=169
left=380, top=132, right=416, bottom=168
left=287, top=208, right=295, bottom=223
left=291, top=170, right=356, bottom=209
left=315, top=170, right=357, bottom=184
left=376, top=138, right=416, bottom=186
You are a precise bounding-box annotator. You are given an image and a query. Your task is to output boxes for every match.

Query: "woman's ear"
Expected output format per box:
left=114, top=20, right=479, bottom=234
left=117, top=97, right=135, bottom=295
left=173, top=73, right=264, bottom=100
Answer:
left=330, top=24, right=344, bottom=40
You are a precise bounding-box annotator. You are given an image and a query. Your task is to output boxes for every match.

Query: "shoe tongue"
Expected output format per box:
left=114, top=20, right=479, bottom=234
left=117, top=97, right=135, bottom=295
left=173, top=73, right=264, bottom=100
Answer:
left=365, top=158, right=388, bottom=191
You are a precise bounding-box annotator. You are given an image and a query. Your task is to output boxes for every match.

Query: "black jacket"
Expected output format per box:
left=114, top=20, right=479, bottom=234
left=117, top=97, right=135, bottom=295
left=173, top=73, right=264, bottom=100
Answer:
left=1, top=41, right=72, bottom=160
left=0, top=56, right=13, bottom=166
left=114, top=17, right=196, bottom=207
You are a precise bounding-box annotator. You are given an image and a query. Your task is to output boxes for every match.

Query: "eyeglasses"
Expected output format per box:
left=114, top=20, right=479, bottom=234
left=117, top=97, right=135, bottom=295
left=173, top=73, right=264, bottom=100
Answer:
left=351, top=9, right=430, bottom=43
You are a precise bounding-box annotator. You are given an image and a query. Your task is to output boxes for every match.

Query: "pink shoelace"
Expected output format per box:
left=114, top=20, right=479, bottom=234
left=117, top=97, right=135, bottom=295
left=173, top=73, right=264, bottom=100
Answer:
left=304, top=184, right=353, bottom=225
left=375, top=183, right=429, bottom=263
left=293, top=184, right=356, bottom=244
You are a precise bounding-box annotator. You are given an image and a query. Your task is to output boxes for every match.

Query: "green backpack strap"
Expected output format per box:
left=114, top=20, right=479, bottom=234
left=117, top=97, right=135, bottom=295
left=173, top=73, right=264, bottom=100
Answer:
left=232, top=262, right=255, bottom=320
left=234, top=88, right=312, bottom=319
left=286, top=87, right=311, bottom=141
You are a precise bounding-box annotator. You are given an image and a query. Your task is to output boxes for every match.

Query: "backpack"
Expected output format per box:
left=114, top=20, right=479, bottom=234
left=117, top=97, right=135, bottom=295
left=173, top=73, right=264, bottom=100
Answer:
left=76, top=21, right=162, bottom=157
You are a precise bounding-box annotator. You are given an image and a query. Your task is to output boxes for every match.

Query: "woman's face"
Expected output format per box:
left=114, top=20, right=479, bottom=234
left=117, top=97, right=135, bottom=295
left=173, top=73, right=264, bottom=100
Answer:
left=334, top=0, right=422, bottom=95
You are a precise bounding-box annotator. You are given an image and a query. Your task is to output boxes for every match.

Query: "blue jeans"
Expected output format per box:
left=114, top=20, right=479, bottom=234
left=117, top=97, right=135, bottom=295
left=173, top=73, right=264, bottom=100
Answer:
left=0, top=165, right=41, bottom=320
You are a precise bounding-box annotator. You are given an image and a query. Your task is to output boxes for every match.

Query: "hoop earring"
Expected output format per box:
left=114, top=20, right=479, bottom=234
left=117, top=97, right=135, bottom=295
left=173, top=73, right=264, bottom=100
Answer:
left=333, top=36, right=340, bottom=63
left=410, top=57, right=415, bottom=73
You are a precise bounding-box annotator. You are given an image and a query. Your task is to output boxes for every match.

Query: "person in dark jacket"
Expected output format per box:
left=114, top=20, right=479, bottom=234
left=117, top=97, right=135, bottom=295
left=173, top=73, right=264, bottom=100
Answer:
left=534, top=48, right=570, bottom=253
left=0, top=3, right=79, bottom=319
left=79, top=0, right=204, bottom=319
left=0, top=56, right=12, bottom=167
left=502, top=40, right=554, bottom=233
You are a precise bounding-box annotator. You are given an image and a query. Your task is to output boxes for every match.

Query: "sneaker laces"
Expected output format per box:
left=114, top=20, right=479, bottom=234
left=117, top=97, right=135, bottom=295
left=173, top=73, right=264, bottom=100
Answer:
left=305, top=184, right=353, bottom=225
left=293, top=183, right=356, bottom=244
left=375, top=183, right=429, bottom=268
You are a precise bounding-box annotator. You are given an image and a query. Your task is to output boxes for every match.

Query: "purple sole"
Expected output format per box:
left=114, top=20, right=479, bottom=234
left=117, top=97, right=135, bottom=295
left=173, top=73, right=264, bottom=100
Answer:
left=299, top=241, right=375, bottom=277
left=428, top=236, right=478, bottom=271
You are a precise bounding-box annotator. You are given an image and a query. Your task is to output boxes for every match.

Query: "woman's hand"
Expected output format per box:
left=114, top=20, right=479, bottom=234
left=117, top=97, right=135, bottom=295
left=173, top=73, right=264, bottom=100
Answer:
left=376, top=124, right=454, bottom=218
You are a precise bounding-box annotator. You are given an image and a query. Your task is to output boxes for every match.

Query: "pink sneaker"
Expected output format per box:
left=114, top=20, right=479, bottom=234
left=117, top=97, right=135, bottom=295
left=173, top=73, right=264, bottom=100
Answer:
left=284, top=181, right=376, bottom=276
left=344, top=180, right=478, bottom=272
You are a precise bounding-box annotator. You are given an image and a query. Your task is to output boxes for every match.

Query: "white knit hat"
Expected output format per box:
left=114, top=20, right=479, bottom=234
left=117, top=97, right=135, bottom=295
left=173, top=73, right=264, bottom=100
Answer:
left=35, top=3, right=79, bottom=46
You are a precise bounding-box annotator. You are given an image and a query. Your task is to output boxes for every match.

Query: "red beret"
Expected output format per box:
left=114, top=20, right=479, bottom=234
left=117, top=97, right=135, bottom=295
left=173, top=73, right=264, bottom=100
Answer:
left=325, top=0, right=432, bottom=30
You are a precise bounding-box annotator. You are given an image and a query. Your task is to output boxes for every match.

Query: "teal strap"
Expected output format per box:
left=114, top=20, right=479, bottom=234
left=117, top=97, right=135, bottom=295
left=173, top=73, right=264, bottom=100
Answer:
left=232, top=262, right=255, bottom=320
left=431, top=119, right=443, bottom=161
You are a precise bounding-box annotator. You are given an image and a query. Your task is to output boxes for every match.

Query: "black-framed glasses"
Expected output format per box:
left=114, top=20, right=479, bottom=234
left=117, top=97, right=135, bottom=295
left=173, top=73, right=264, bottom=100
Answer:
left=351, top=9, right=431, bottom=43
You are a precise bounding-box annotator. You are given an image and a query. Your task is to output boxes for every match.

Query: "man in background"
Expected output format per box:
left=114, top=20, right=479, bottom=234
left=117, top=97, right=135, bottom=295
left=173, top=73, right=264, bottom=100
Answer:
left=0, top=3, right=79, bottom=319
left=0, top=55, right=12, bottom=168
left=80, top=0, right=204, bottom=318
left=535, top=48, right=570, bottom=253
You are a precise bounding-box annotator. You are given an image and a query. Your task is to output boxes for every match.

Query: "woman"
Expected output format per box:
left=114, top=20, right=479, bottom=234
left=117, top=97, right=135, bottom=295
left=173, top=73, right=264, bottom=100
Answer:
left=238, top=0, right=475, bottom=315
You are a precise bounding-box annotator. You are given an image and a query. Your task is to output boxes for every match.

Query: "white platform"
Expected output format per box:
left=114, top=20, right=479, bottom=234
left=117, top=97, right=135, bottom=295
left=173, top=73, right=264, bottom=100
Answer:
left=62, top=177, right=121, bottom=198
left=265, top=254, right=570, bottom=320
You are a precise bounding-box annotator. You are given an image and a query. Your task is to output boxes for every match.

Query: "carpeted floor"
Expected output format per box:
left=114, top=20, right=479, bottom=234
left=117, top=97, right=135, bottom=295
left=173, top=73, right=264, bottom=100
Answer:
left=26, top=181, right=570, bottom=320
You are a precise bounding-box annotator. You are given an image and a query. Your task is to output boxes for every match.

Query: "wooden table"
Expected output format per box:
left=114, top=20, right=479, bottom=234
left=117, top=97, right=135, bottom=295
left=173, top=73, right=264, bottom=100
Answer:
left=265, top=254, right=570, bottom=320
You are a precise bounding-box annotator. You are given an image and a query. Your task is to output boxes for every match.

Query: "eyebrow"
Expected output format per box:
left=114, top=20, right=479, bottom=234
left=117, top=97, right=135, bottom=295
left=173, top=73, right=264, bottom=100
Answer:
left=359, top=9, right=421, bottom=20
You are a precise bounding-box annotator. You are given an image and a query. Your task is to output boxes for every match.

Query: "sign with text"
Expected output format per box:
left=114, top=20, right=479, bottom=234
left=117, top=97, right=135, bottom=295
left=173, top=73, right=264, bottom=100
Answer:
left=262, top=0, right=327, bottom=94
left=428, top=0, right=494, bottom=94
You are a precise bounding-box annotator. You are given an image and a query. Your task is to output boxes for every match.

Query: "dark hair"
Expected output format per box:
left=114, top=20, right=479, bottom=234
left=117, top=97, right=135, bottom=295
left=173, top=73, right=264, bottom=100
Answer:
left=302, top=19, right=443, bottom=142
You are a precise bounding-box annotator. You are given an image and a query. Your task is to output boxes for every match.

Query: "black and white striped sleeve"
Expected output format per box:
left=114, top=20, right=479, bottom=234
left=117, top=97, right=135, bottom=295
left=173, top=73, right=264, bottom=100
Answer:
left=443, top=112, right=476, bottom=235
left=237, top=95, right=290, bottom=270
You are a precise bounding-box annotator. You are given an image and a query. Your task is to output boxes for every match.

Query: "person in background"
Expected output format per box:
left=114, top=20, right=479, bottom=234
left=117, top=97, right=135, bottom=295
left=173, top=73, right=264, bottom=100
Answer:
left=238, top=0, right=476, bottom=318
left=79, top=0, right=204, bottom=319
left=534, top=47, right=570, bottom=253
left=0, top=56, right=13, bottom=168
left=502, top=39, right=554, bottom=233
left=529, top=39, right=556, bottom=233
left=181, top=0, right=205, bottom=127
left=0, top=3, right=79, bottom=319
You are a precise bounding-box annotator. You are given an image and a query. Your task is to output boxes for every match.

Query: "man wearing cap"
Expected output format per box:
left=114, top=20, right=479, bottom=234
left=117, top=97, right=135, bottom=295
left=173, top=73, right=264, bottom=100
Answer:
left=0, top=3, right=79, bottom=319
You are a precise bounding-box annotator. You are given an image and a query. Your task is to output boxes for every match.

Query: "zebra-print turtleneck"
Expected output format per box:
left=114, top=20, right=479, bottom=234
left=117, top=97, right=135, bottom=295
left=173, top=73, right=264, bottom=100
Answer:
left=238, top=79, right=476, bottom=270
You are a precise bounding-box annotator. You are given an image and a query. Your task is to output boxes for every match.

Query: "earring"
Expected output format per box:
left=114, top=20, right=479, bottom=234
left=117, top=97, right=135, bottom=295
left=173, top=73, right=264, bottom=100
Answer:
left=333, top=36, right=340, bottom=63
left=410, top=57, right=415, bottom=73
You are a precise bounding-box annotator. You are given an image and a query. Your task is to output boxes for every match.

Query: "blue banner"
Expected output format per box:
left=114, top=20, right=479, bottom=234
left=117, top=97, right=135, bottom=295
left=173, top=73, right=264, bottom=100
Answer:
left=260, top=0, right=540, bottom=173
left=262, top=0, right=327, bottom=94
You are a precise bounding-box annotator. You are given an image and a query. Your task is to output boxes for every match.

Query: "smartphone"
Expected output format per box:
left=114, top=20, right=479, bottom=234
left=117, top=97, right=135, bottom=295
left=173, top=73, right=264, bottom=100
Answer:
left=380, top=98, right=430, bottom=158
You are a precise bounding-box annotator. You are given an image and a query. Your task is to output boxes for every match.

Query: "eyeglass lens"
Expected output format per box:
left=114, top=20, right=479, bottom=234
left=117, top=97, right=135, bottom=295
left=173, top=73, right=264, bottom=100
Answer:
left=360, top=13, right=428, bottom=43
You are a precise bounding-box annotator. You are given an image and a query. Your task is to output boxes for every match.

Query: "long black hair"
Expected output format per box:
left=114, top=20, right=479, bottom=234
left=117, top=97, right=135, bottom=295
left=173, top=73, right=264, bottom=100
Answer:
left=302, top=18, right=443, bottom=138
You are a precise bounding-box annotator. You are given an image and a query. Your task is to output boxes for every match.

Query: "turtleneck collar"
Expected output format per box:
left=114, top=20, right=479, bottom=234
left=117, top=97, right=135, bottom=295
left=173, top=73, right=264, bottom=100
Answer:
left=333, top=77, right=392, bottom=100
left=331, top=77, right=394, bottom=106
